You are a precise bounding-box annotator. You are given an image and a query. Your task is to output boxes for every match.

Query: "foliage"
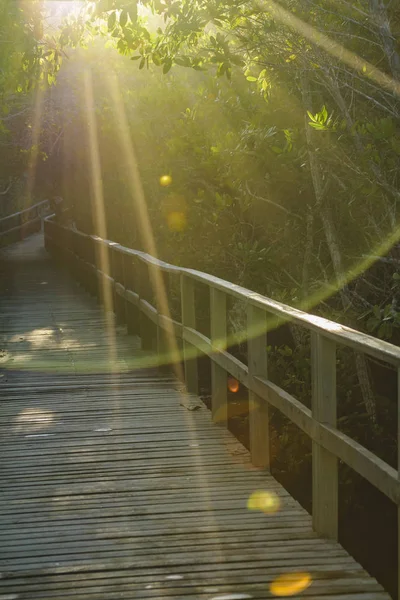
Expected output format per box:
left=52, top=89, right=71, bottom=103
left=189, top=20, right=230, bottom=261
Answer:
left=1, top=2, right=399, bottom=593
left=0, top=0, right=67, bottom=213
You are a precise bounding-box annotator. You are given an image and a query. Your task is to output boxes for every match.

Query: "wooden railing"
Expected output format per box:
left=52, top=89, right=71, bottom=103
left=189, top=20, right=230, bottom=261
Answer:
left=44, top=217, right=400, bottom=560
left=0, top=200, right=50, bottom=247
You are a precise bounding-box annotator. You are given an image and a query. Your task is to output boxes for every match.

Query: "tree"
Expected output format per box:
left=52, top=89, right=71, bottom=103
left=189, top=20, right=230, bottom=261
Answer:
left=0, top=0, right=66, bottom=213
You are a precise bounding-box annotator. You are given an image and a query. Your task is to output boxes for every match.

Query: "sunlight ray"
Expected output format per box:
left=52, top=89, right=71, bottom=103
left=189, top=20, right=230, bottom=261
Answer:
left=106, top=71, right=230, bottom=569
left=260, top=0, right=400, bottom=98
left=105, top=71, right=183, bottom=377
left=83, top=69, right=118, bottom=381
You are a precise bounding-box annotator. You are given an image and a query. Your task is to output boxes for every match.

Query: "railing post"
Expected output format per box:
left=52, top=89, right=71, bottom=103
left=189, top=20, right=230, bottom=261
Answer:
left=94, top=239, right=113, bottom=312
left=112, top=247, right=125, bottom=325
left=139, top=261, right=153, bottom=351
left=40, top=205, right=44, bottom=232
left=311, top=331, right=338, bottom=539
left=210, top=287, right=227, bottom=424
left=247, top=304, right=269, bottom=469
left=123, top=254, right=139, bottom=335
left=93, top=239, right=103, bottom=306
left=87, top=237, right=97, bottom=297
left=181, top=275, right=198, bottom=394
left=155, top=270, right=169, bottom=371
left=70, top=231, right=80, bottom=283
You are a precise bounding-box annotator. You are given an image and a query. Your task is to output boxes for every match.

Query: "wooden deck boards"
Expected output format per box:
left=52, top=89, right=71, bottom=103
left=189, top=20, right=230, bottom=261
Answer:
left=0, top=234, right=390, bottom=599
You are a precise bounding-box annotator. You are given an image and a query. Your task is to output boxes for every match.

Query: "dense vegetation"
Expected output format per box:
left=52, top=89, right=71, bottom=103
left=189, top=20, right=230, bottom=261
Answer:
left=1, top=0, right=400, bottom=595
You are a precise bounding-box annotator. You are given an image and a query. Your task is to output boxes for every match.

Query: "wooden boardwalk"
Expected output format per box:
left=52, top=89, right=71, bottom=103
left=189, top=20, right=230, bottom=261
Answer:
left=0, top=234, right=390, bottom=599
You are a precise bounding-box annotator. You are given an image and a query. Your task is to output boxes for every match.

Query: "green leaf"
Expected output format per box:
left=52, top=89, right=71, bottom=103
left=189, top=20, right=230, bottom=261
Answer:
left=383, top=304, right=392, bottom=318
left=108, top=11, right=117, bottom=31
left=373, top=305, right=381, bottom=319
left=309, top=122, right=326, bottom=130
left=175, top=56, right=191, bottom=67
left=128, top=2, right=138, bottom=23
left=246, top=76, right=257, bottom=82
left=120, top=9, right=128, bottom=28
left=307, top=110, right=316, bottom=122
left=139, top=57, right=145, bottom=69
left=163, top=58, right=172, bottom=74
left=217, top=62, right=226, bottom=76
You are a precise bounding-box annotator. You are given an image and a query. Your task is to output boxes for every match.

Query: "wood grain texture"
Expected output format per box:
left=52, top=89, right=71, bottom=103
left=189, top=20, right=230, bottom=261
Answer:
left=247, top=304, right=269, bottom=469
left=0, top=234, right=390, bottom=599
left=44, top=219, right=400, bottom=365
left=181, top=275, right=198, bottom=394
left=45, top=220, right=400, bottom=506
left=311, top=333, right=338, bottom=540
left=210, top=287, right=227, bottom=425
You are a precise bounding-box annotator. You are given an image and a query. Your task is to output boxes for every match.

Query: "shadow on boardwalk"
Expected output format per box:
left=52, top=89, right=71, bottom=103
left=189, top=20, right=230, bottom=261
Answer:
left=0, top=234, right=390, bottom=599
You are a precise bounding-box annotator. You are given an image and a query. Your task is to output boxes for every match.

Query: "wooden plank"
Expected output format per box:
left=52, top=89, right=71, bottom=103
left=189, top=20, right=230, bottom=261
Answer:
left=0, top=233, right=390, bottom=600
left=137, top=261, right=155, bottom=351
left=181, top=275, right=198, bottom=394
left=122, top=255, right=139, bottom=335
left=210, top=287, right=227, bottom=424
left=311, top=332, right=338, bottom=540
left=247, top=303, right=269, bottom=469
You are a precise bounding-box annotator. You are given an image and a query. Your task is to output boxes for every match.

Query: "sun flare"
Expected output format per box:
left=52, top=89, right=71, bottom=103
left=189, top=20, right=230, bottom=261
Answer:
left=44, top=0, right=84, bottom=20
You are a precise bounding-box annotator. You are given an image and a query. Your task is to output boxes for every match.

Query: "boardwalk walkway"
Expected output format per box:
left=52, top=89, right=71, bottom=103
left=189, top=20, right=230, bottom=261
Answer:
left=0, top=234, right=390, bottom=599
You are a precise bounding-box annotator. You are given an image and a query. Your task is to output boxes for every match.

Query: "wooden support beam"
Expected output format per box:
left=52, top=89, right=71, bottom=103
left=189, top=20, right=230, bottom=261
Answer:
left=181, top=275, right=198, bottom=394
left=139, top=261, right=154, bottom=351
left=210, top=287, right=227, bottom=425
left=112, top=249, right=125, bottom=325
left=311, top=332, right=338, bottom=540
left=247, top=304, right=269, bottom=469
left=123, top=254, right=139, bottom=335
left=155, top=270, right=169, bottom=371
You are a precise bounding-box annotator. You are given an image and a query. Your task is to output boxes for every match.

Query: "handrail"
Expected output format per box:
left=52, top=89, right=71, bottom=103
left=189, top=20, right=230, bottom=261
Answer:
left=46, top=224, right=400, bottom=365
left=0, top=199, right=49, bottom=225
left=0, top=200, right=50, bottom=242
left=44, top=217, right=400, bottom=553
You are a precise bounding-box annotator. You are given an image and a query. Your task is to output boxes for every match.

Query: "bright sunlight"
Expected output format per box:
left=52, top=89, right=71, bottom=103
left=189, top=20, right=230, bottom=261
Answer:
left=1, top=1, right=399, bottom=599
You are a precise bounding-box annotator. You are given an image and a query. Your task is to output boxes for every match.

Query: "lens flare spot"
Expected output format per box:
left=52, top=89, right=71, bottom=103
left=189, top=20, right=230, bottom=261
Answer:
left=247, top=490, right=280, bottom=514
left=270, top=572, right=312, bottom=597
left=160, top=174, right=172, bottom=187
left=228, top=377, right=239, bottom=393
left=167, top=211, right=186, bottom=232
